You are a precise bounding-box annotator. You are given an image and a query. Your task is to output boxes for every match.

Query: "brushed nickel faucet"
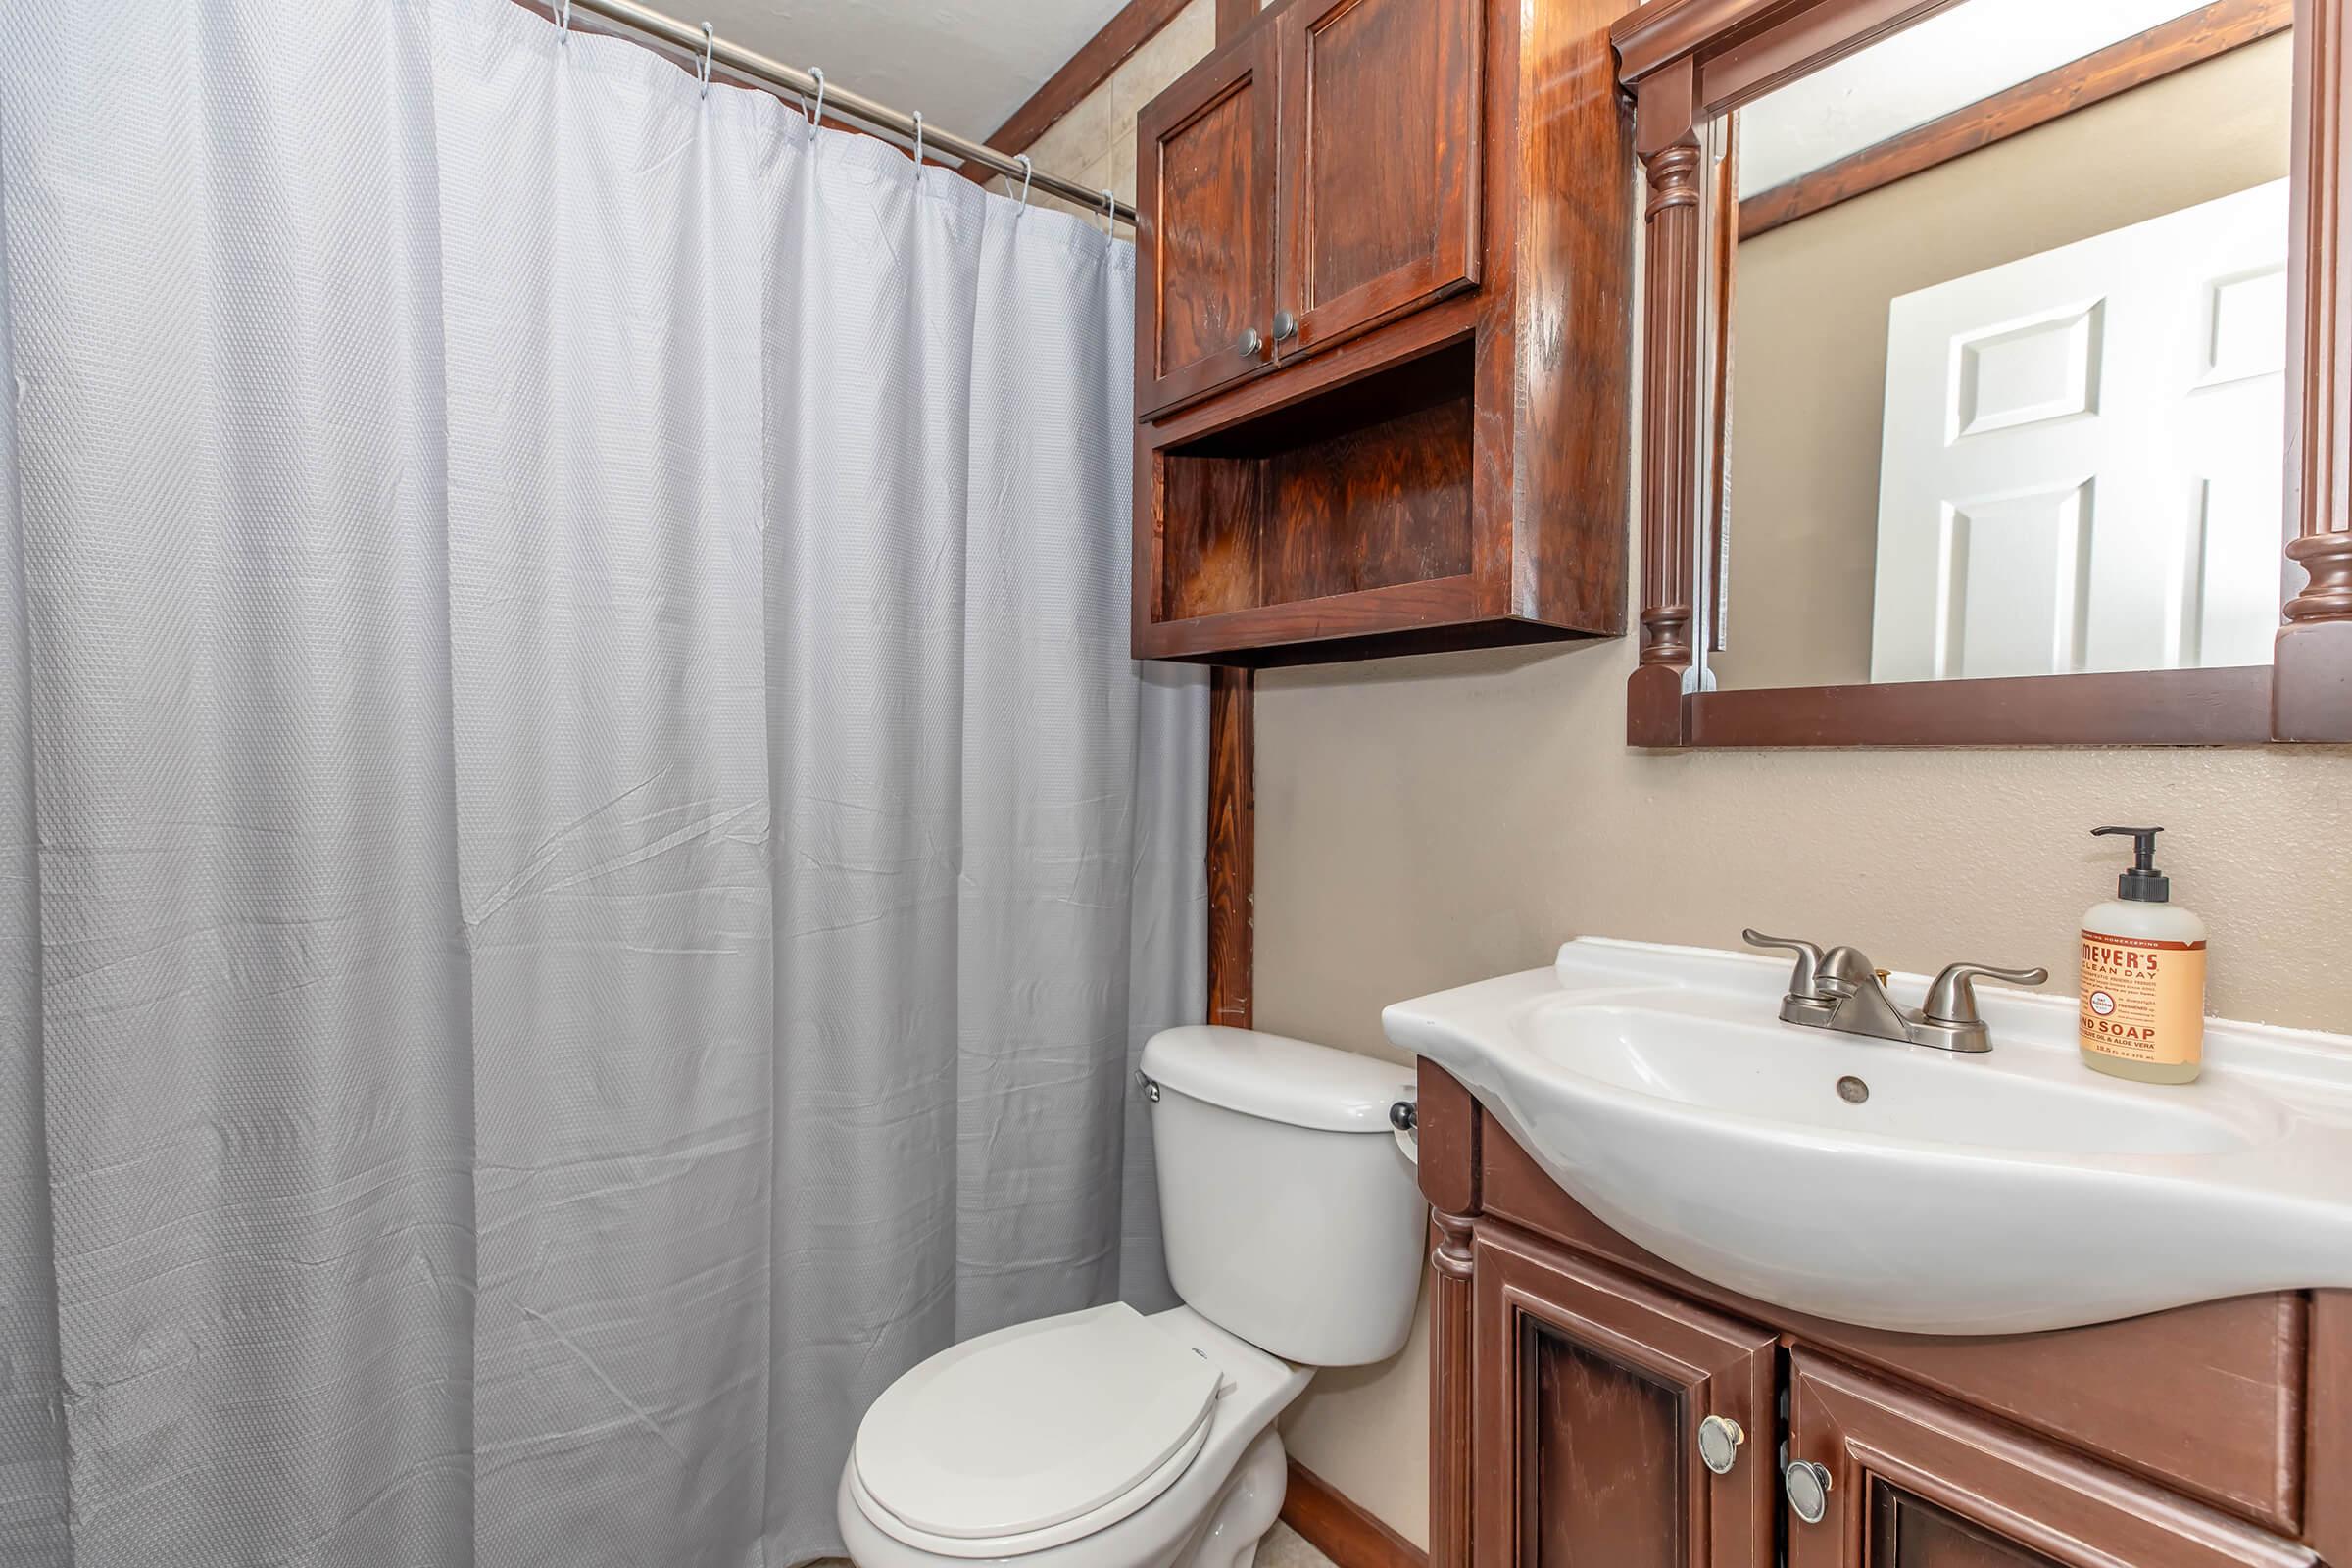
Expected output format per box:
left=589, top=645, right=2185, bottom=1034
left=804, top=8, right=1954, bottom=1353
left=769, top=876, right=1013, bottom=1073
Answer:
left=1742, top=931, right=2047, bottom=1054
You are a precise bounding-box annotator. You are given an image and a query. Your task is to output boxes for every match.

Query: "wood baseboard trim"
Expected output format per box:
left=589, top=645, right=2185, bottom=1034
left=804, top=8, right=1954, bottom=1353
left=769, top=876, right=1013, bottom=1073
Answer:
left=1279, top=1459, right=1428, bottom=1568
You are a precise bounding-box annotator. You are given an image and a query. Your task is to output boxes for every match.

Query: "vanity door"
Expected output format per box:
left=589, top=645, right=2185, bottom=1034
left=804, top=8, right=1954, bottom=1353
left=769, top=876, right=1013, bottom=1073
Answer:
left=1473, top=1227, right=1777, bottom=1568
left=1783, top=1355, right=2310, bottom=1568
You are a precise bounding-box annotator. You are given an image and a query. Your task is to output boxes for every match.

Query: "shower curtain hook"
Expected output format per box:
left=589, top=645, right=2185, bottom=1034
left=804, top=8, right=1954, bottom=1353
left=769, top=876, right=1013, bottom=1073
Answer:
left=1101, top=188, right=1116, bottom=236
left=696, top=21, right=715, bottom=98
left=554, top=0, right=572, bottom=42
left=805, top=67, right=825, bottom=130
left=910, top=111, right=924, bottom=185
left=1014, top=154, right=1034, bottom=207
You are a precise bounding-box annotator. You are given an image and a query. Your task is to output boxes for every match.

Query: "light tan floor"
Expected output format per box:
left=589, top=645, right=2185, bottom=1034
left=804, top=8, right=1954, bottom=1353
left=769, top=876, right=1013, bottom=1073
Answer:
left=808, top=1521, right=1335, bottom=1568
left=1257, top=1521, right=1339, bottom=1568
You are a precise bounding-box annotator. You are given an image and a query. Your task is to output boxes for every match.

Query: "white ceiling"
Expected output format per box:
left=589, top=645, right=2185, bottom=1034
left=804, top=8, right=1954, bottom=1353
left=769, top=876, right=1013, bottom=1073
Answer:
left=1737, top=0, right=2219, bottom=197
left=690, top=0, right=1134, bottom=146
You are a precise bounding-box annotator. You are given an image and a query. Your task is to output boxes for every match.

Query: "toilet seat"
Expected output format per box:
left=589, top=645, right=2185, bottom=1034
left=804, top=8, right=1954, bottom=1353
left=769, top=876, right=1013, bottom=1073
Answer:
left=852, top=1303, right=1224, bottom=1557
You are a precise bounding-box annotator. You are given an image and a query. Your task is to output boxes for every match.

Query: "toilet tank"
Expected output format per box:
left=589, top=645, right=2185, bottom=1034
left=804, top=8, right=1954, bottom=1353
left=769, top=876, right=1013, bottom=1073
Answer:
left=1139, top=1026, right=1425, bottom=1367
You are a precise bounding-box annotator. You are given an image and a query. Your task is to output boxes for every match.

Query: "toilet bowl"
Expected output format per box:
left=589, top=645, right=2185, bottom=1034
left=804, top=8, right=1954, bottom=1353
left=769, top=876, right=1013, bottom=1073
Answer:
left=839, top=1027, right=1425, bottom=1568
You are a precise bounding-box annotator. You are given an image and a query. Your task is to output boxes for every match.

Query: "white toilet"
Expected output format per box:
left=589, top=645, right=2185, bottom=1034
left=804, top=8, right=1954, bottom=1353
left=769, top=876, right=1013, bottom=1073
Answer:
left=838, top=1025, right=1426, bottom=1568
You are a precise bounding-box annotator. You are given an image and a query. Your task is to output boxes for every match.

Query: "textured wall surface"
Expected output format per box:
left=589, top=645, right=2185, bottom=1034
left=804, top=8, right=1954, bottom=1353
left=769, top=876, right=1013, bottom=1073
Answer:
left=1250, top=629, right=2352, bottom=1549
left=1020, top=3, right=2352, bottom=1550
left=994, top=0, right=1218, bottom=220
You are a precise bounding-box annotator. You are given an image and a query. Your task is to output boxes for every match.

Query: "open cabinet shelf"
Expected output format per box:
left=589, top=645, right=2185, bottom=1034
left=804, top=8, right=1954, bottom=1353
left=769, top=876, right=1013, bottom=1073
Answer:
left=1128, top=0, right=1635, bottom=665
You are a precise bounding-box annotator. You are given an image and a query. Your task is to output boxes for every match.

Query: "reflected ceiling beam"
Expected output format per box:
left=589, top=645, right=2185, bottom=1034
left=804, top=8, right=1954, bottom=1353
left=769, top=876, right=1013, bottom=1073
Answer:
left=1739, top=0, right=2292, bottom=239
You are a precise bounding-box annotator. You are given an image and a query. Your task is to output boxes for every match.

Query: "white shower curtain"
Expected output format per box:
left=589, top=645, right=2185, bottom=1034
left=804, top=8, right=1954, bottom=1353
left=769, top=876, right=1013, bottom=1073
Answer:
left=0, top=1, right=1207, bottom=1564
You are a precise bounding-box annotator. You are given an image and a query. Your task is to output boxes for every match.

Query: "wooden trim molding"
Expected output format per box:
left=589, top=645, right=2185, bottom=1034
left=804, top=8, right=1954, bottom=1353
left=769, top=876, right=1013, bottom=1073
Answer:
left=967, top=0, right=1197, bottom=175
left=1618, top=0, right=2352, bottom=746
left=1415, top=1060, right=1480, bottom=1568
left=2278, top=0, right=2352, bottom=738
left=1206, top=667, right=1254, bottom=1029
left=1739, top=0, right=2294, bottom=239
left=1218, top=0, right=1265, bottom=46
left=2311, top=1291, right=2352, bottom=1566
left=1685, top=666, right=2277, bottom=749
left=1280, top=1461, right=1428, bottom=1568
left=1628, top=59, right=1707, bottom=748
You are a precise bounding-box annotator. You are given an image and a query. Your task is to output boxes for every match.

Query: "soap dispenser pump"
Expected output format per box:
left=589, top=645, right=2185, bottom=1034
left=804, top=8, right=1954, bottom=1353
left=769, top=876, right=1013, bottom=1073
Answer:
left=2079, top=825, right=2207, bottom=1084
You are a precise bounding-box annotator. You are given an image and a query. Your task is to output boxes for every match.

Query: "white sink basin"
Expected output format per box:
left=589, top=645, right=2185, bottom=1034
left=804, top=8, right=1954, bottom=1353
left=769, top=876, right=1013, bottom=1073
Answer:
left=1385, top=938, right=2352, bottom=1335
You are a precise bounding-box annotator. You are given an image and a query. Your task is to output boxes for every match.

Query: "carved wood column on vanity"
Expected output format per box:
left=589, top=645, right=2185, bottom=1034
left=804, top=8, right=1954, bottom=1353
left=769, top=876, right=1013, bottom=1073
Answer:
left=2278, top=0, right=2352, bottom=739
left=1417, top=1062, right=1481, bottom=1568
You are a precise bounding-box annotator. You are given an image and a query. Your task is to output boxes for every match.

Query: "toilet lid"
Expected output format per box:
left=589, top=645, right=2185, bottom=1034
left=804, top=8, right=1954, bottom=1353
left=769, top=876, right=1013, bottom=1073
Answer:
left=854, top=1303, right=1222, bottom=1542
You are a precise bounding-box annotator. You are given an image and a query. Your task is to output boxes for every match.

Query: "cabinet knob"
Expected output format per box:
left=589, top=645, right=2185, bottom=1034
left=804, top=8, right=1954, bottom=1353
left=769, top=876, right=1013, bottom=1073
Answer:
left=1272, top=309, right=1298, bottom=343
left=1235, top=326, right=1264, bottom=360
left=1696, top=1414, right=1743, bottom=1476
left=1784, top=1459, right=1833, bottom=1525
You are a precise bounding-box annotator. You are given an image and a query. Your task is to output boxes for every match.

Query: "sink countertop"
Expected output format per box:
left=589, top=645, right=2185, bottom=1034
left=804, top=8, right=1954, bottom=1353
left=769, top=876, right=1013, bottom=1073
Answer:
left=1384, top=937, right=2352, bottom=1335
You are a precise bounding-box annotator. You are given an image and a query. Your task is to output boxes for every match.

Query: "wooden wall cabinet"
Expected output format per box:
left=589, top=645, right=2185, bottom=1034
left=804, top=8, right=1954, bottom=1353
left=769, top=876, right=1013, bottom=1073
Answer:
left=1420, top=1059, right=2351, bottom=1568
left=1131, top=0, right=1632, bottom=663
left=1137, top=31, right=1279, bottom=415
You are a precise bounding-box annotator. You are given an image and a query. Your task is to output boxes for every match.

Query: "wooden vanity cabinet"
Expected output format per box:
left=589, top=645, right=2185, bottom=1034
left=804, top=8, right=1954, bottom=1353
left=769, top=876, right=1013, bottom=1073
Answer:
left=1474, top=1227, right=1777, bottom=1568
left=1419, top=1060, right=2349, bottom=1568
left=1786, top=1355, right=2312, bottom=1568
left=1130, top=0, right=1631, bottom=663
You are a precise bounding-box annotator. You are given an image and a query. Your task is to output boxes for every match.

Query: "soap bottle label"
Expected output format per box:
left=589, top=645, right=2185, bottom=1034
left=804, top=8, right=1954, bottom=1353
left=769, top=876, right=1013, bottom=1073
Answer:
left=2079, top=932, right=2206, bottom=1066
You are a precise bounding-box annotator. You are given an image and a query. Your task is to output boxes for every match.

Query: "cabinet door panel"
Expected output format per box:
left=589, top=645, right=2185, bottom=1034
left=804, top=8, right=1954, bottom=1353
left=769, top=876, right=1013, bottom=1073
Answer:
left=1474, top=1227, right=1775, bottom=1568
left=1785, top=1355, right=2311, bottom=1568
left=1873, top=1492, right=2072, bottom=1568
left=1532, top=1333, right=1689, bottom=1568
left=1275, top=0, right=1481, bottom=357
left=1137, top=31, right=1278, bottom=416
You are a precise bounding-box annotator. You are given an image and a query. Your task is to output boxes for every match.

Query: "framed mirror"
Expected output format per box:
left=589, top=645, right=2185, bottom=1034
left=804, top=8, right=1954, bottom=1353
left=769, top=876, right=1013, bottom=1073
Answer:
left=1613, top=0, right=2352, bottom=746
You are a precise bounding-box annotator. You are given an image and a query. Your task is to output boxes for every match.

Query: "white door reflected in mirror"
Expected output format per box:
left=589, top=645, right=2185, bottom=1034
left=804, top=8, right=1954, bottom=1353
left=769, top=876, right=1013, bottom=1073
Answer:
left=1871, top=180, right=2288, bottom=682
left=1704, top=0, right=2294, bottom=694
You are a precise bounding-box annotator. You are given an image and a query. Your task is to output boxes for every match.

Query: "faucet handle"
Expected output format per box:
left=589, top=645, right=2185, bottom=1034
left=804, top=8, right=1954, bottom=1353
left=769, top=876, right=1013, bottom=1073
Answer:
left=1922, top=961, right=2049, bottom=1025
left=1743, top=930, right=1827, bottom=999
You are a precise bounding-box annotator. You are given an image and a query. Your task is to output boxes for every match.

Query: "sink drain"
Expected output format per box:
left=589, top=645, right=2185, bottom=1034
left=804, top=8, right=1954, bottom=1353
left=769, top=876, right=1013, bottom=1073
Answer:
left=1836, top=1075, right=1870, bottom=1104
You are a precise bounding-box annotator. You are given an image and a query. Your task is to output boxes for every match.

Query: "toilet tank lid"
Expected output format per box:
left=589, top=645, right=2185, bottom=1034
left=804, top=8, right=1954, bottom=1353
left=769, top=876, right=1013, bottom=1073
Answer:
left=1141, top=1026, right=1414, bottom=1133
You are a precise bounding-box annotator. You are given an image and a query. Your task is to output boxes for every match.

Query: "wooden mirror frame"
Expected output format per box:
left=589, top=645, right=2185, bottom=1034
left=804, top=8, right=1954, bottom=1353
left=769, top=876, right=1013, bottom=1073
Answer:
left=1614, top=0, right=2352, bottom=747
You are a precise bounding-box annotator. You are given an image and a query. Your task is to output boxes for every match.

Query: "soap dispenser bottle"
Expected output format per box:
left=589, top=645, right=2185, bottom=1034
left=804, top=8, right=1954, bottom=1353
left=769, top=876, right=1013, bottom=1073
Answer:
left=2079, top=825, right=2206, bottom=1084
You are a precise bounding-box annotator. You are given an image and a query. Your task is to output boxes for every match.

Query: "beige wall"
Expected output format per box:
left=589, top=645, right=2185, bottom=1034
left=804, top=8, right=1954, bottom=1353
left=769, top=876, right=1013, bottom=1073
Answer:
left=1023, top=9, right=2351, bottom=1554
left=993, top=0, right=1217, bottom=220
left=1253, top=643, right=2352, bottom=1544
left=1718, top=34, right=2293, bottom=689
left=1250, top=36, right=2347, bottom=1547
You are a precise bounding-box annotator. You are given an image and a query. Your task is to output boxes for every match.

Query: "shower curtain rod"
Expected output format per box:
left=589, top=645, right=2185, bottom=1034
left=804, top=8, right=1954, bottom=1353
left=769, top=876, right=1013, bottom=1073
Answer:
left=562, top=0, right=1139, bottom=226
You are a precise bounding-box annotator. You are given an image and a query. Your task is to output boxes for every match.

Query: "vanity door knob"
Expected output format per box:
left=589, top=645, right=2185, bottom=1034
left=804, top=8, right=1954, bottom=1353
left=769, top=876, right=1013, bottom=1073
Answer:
left=1272, top=309, right=1298, bottom=343
left=1696, top=1414, right=1743, bottom=1475
left=1235, top=326, right=1264, bottom=360
left=1784, top=1459, right=1833, bottom=1525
